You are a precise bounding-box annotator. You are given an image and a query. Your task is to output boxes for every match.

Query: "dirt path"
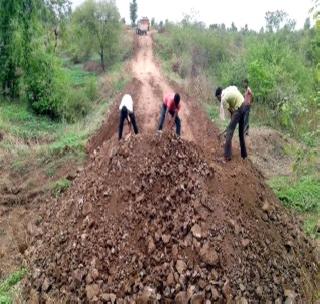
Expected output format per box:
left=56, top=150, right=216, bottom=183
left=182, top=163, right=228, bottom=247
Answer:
left=131, top=34, right=194, bottom=141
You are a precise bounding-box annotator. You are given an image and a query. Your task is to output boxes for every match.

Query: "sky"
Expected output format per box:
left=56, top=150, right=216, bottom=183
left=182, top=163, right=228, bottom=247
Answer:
left=71, top=0, right=314, bottom=31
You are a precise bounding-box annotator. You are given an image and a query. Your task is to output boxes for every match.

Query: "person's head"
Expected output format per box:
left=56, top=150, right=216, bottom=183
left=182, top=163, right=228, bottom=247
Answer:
left=215, top=87, right=223, bottom=102
left=174, top=93, right=180, bottom=106
left=243, top=79, right=249, bottom=89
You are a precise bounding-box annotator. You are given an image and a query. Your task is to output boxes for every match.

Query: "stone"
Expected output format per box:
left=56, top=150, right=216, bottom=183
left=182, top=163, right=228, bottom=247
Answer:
left=284, top=289, right=296, bottom=304
left=101, top=293, right=117, bottom=303
left=86, top=284, right=100, bottom=300
left=136, top=287, right=157, bottom=304
left=199, top=243, right=219, bottom=266
left=236, top=297, right=248, bottom=304
left=191, top=224, right=202, bottom=239
left=29, top=289, right=40, bottom=304
left=147, top=238, right=156, bottom=254
left=256, top=286, right=263, bottom=298
left=241, top=239, right=250, bottom=248
left=162, top=234, right=171, bottom=244
left=176, top=260, right=187, bottom=274
left=166, top=273, right=175, bottom=287
left=42, top=277, right=50, bottom=292
left=175, top=291, right=189, bottom=304
left=211, top=287, right=220, bottom=301
left=190, top=293, right=205, bottom=304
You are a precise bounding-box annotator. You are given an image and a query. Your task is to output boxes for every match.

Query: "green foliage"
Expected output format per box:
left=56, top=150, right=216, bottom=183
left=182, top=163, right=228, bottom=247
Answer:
left=130, top=0, right=138, bottom=26
left=154, top=16, right=320, bottom=143
left=0, top=268, right=27, bottom=304
left=52, top=178, right=71, bottom=196
left=269, top=176, right=320, bottom=213
left=70, top=0, right=121, bottom=70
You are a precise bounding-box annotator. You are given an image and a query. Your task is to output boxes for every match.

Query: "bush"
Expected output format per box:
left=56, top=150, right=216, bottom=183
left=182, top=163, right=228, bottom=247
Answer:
left=25, top=48, right=69, bottom=119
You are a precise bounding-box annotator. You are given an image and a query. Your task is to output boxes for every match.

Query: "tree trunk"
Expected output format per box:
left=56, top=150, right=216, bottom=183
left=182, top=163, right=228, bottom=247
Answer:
left=100, top=48, right=105, bottom=72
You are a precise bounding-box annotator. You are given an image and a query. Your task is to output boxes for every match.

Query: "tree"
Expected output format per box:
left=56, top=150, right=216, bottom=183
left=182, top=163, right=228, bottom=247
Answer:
left=151, top=17, right=155, bottom=27
left=304, top=17, right=311, bottom=30
left=265, top=10, right=287, bottom=32
left=72, top=0, right=121, bottom=71
left=130, top=0, right=137, bottom=26
left=42, top=0, right=72, bottom=51
left=230, top=22, right=237, bottom=32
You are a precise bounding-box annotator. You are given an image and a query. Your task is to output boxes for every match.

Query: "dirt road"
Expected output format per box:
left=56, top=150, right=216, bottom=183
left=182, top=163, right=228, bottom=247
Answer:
left=26, top=33, right=319, bottom=303
left=131, top=34, right=194, bottom=141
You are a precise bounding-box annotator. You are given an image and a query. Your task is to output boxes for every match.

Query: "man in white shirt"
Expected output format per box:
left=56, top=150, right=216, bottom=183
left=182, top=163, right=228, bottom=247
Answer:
left=215, top=86, right=247, bottom=161
left=119, top=94, right=139, bottom=140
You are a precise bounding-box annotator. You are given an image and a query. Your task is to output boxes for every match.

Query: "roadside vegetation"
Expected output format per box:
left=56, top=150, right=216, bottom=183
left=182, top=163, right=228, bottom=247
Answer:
left=154, top=9, right=320, bottom=237
left=0, top=269, right=27, bottom=304
left=0, top=1, right=132, bottom=301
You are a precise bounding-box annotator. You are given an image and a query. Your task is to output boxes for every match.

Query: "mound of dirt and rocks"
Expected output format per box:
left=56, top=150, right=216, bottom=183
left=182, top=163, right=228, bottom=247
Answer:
left=25, top=133, right=318, bottom=303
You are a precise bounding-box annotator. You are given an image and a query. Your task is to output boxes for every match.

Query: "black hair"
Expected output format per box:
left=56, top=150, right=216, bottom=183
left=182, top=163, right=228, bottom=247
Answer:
left=174, top=93, right=180, bottom=105
left=243, top=78, right=249, bottom=84
left=215, top=87, right=223, bottom=97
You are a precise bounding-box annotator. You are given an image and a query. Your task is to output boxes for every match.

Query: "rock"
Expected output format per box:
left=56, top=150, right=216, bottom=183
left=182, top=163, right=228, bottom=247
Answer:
left=162, top=234, right=171, bottom=244
left=86, top=284, right=100, bottom=300
left=275, top=298, right=282, bottom=304
left=101, top=293, right=117, bottom=303
left=190, top=293, right=205, bottom=304
left=136, top=287, right=157, bottom=303
left=284, top=289, right=296, bottom=304
left=42, top=277, right=50, bottom=292
left=256, top=286, right=263, bottom=298
left=147, top=238, right=156, bottom=254
left=175, top=291, right=189, bottom=304
left=210, top=286, right=220, bottom=300
left=236, top=297, right=248, bottom=304
left=191, top=224, right=202, bottom=239
left=29, top=289, right=40, bottom=304
left=82, top=202, right=93, bottom=216
left=262, top=201, right=272, bottom=212
left=222, top=280, right=232, bottom=302
left=199, top=243, right=219, bottom=266
left=176, top=260, right=187, bottom=274
left=166, top=272, right=175, bottom=287
left=241, top=239, right=250, bottom=248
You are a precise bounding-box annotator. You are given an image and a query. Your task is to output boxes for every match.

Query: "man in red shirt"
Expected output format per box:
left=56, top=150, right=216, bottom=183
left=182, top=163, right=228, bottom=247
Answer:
left=158, top=93, right=181, bottom=136
left=243, top=79, right=253, bottom=136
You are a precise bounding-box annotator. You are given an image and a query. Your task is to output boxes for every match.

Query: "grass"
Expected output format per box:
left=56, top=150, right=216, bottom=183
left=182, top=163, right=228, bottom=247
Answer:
left=0, top=58, right=130, bottom=202
left=269, top=176, right=320, bottom=239
left=52, top=178, right=71, bottom=197
left=0, top=269, right=27, bottom=304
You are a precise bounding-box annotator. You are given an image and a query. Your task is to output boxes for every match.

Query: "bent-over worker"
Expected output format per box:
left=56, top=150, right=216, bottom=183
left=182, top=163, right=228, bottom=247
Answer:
left=215, top=86, right=248, bottom=162
left=158, top=93, right=181, bottom=136
left=118, top=94, right=139, bottom=140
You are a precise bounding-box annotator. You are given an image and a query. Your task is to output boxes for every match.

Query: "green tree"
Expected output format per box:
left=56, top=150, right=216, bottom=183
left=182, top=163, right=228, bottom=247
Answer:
left=42, top=0, right=72, bottom=51
left=265, top=10, right=288, bottom=32
left=130, top=0, right=138, bottom=26
left=72, top=0, right=121, bottom=71
left=304, top=17, right=311, bottom=30
left=0, top=0, right=34, bottom=98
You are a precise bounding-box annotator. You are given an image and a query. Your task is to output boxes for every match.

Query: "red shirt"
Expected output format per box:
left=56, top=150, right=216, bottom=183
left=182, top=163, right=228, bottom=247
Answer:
left=244, top=87, right=253, bottom=105
left=163, top=93, right=181, bottom=113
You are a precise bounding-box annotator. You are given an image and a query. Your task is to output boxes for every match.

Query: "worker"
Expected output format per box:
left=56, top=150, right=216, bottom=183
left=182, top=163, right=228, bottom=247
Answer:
left=243, top=79, right=253, bottom=135
left=158, top=93, right=181, bottom=136
left=118, top=94, right=139, bottom=140
left=215, top=86, right=247, bottom=162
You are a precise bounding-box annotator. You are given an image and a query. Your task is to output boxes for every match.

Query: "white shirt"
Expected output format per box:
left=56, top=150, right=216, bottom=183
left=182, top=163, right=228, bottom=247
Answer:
left=119, top=94, right=133, bottom=112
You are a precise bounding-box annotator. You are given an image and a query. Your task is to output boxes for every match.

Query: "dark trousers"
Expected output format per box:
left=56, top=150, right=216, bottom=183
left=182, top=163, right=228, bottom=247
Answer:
left=158, top=104, right=181, bottom=136
left=243, top=104, right=251, bottom=135
left=119, top=107, right=139, bottom=140
left=224, top=104, right=247, bottom=160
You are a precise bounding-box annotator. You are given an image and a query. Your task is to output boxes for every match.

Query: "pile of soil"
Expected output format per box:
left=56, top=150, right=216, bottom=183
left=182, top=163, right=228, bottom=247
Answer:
left=26, top=133, right=318, bottom=303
